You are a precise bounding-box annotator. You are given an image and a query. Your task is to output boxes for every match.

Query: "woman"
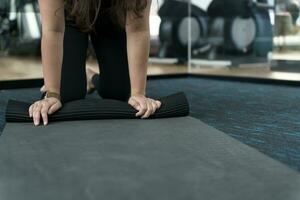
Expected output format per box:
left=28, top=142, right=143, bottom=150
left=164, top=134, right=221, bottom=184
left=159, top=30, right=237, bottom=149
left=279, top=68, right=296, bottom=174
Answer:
left=29, top=0, right=162, bottom=126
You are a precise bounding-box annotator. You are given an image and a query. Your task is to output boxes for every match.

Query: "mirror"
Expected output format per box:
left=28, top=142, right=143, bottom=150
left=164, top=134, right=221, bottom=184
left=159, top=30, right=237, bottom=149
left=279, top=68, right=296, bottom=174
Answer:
left=148, top=0, right=189, bottom=76
left=0, top=0, right=42, bottom=81
left=188, top=0, right=296, bottom=78
left=272, top=0, right=300, bottom=72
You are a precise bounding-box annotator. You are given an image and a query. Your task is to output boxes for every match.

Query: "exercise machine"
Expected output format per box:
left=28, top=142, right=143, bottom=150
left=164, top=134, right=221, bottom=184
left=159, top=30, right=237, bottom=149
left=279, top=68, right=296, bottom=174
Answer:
left=0, top=0, right=41, bottom=56
left=157, top=0, right=274, bottom=64
left=0, top=0, right=10, bottom=55
left=158, top=0, right=208, bottom=60
left=206, top=0, right=273, bottom=58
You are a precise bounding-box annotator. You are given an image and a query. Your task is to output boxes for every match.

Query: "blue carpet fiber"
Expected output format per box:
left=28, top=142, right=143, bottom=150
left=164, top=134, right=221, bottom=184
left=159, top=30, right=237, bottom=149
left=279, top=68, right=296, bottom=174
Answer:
left=1, top=77, right=300, bottom=172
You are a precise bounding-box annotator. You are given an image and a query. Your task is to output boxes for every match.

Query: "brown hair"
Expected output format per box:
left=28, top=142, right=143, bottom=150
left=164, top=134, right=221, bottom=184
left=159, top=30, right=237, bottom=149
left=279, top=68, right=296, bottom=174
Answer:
left=64, top=0, right=148, bottom=32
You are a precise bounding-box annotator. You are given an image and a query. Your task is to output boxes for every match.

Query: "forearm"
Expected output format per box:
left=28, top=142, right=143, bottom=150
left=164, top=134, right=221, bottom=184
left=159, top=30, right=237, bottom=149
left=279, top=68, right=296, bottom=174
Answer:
left=41, top=30, right=64, bottom=94
left=126, top=29, right=150, bottom=96
left=126, top=0, right=151, bottom=96
left=38, top=0, right=65, bottom=94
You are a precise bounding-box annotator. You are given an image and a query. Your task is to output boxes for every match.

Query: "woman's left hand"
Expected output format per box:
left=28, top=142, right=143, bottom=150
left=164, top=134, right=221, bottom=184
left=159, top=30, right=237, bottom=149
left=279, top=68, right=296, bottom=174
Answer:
left=128, top=95, right=162, bottom=119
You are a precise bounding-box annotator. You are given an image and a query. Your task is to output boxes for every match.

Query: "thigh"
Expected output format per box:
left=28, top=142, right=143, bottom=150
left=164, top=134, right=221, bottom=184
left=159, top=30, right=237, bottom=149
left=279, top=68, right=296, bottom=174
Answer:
left=90, top=16, right=131, bottom=101
left=60, top=20, right=89, bottom=103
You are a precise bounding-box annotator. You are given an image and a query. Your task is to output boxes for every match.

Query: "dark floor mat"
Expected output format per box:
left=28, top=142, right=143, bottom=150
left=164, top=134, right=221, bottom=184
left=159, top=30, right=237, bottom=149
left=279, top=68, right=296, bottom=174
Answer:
left=1, top=78, right=300, bottom=171
left=0, top=117, right=299, bottom=200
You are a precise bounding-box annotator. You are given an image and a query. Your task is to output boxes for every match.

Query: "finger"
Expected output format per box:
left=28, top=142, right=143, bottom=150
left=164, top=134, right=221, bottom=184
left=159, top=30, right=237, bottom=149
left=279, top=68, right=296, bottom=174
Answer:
left=128, top=98, right=141, bottom=111
left=142, top=100, right=153, bottom=119
left=141, top=100, right=152, bottom=119
left=33, top=103, right=42, bottom=126
left=33, top=103, right=41, bottom=125
left=147, top=99, right=156, bottom=115
left=30, top=103, right=37, bottom=117
left=150, top=99, right=158, bottom=114
left=29, top=105, right=33, bottom=118
left=48, top=102, right=60, bottom=115
left=40, top=85, right=46, bottom=93
left=30, top=103, right=37, bottom=121
left=136, top=100, right=147, bottom=117
left=155, top=100, right=162, bottom=108
left=41, top=103, right=50, bottom=125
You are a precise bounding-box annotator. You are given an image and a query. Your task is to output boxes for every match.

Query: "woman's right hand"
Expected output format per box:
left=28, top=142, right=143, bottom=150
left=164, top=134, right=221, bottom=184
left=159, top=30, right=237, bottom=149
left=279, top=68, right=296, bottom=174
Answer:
left=28, top=97, right=62, bottom=126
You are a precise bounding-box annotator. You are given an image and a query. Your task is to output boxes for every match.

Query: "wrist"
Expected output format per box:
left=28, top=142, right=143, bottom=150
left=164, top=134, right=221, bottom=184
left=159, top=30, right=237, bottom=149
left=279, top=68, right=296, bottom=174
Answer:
left=131, top=90, right=145, bottom=97
left=45, top=86, right=60, bottom=94
left=44, top=91, right=61, bottom=101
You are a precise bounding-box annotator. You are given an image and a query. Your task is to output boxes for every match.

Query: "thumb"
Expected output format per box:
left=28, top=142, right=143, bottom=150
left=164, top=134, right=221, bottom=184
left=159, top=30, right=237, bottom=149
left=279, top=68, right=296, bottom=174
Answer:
left=128, top=98, right=141, bottom=110
left=48, top=102, right=60, bottom=115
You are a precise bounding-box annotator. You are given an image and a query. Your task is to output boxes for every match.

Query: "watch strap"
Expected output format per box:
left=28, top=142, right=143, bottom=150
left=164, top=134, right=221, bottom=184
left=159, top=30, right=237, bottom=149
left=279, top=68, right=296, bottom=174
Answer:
left=44, top=91, right=61, bottom=101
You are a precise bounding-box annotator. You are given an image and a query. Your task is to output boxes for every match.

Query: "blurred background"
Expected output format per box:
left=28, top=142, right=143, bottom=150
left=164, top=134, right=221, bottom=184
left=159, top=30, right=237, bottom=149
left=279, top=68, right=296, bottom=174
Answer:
left=0, top=0, right=300, bottom=82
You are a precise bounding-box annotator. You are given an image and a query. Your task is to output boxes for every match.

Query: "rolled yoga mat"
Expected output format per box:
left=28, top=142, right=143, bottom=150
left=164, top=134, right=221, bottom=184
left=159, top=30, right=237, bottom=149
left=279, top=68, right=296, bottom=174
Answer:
left=0, top=116, right=300, bottom=199
left=5, top=92, right=189, bottom=122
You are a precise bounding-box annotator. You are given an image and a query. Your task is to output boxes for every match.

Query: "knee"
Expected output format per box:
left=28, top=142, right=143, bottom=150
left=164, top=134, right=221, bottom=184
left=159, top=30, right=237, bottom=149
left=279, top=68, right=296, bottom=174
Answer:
left=60, top=88, right=86, bottom=104
left=98, top=84, right=130, bottom=102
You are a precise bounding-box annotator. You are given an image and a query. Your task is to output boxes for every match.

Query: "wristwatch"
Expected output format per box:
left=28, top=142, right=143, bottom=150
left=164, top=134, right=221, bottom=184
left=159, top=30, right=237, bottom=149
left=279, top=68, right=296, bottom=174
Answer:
left=44, top=91, right=61, bottom=101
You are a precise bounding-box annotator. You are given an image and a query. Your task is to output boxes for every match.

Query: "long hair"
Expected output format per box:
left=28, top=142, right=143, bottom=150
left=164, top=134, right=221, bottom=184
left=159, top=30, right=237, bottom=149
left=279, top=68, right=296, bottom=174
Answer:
left=64, top=0, right=148, bottom=32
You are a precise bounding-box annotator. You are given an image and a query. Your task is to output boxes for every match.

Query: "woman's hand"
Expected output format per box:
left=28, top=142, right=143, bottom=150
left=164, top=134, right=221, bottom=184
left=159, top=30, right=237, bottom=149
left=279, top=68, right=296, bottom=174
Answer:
left=28, top=97, right=62, bottom=126
left=128, top=95, right=162, bottom=119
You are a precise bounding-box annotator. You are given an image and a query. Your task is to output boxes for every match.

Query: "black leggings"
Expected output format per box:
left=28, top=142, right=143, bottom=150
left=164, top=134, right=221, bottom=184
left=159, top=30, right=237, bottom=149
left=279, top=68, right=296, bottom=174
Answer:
left=59, top=10, right=131, bottom=104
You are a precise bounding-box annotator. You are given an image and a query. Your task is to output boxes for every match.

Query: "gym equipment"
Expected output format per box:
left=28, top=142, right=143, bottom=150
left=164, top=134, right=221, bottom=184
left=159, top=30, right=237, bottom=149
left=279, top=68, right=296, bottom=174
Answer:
left=0, top=0, right=10, bottom=54
left=0, top=15, right=10, bottom=54
left=207, top=0, right=273, bottom=56
left=0, top=0, right=41, bottom=55
left=157, top=0, right=273, bottom=61
left=252, top=3, right=274, bottom=57
left=274, top=13, right=295, bottom=36
left=0, top=0, right=10, bottom=19
left=158, top=0, right=208, bottom=59
left=207, top=0, right=252, bottom=18
left=1, top=111, right=300, bottom=199
left=285, top=0, right=300, bottom=25
left=209, top=16, right=257, bottom=53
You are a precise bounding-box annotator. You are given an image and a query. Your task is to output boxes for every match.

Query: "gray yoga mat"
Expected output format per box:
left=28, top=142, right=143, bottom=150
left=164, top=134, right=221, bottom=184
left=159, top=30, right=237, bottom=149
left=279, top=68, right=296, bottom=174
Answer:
left=0, top=117, right=299, bottom=200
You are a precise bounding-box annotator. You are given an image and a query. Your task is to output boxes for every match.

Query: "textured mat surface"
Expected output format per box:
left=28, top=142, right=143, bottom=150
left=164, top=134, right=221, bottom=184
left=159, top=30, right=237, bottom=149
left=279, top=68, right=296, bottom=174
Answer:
left=0, top=117, right=299, bottom=200
left=5, top=92, right=189, bottom=122
left=1, top=78, right=300, bottom=172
